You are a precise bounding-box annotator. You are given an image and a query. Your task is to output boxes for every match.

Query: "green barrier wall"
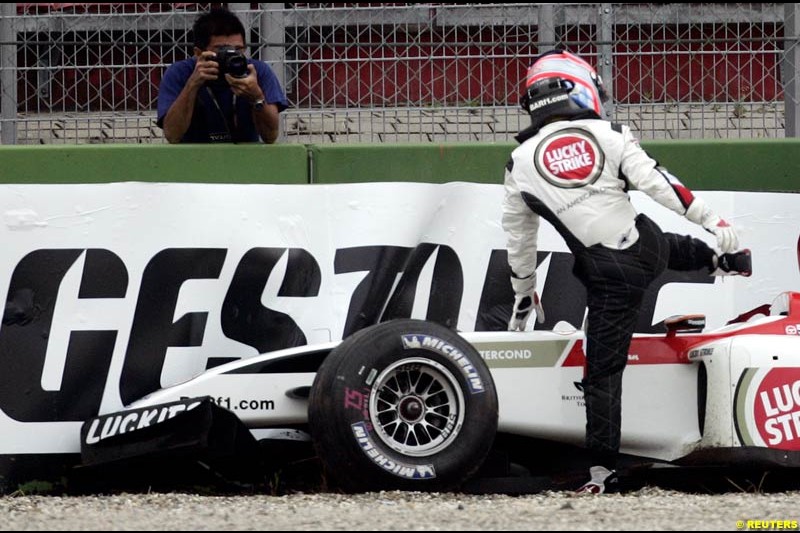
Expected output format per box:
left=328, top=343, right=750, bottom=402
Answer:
left=311, top=140, right=800, bottom=192
left=642, top=140, right=800, bottom=192
left=310, top=143, right=515, bottom=185
left=0, top=140, right=798, bottom=191
left=0, top=144, right=309, bottom=184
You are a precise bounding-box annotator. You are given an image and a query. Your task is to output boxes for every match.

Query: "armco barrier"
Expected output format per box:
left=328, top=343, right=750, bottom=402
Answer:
left=0, top=140, right=798, bottom=190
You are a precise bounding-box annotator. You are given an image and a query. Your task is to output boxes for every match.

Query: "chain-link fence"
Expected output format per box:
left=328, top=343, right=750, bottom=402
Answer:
left=1, top=3, right=798, bottom=145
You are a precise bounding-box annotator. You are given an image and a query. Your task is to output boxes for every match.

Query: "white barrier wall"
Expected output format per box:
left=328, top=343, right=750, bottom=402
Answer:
left=0, top=182, right=797, bottom=456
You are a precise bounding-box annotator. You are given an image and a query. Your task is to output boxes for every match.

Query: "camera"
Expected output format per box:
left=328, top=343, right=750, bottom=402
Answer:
left=213, top=45, right=248, bottom=80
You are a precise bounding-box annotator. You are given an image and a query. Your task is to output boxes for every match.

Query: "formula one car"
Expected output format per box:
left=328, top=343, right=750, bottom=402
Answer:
left=80, top=249, right=800, bottom=493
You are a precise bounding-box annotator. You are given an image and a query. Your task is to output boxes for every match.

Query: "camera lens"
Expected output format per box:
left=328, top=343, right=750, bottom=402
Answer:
left=227, top=55, right=248, bottom=78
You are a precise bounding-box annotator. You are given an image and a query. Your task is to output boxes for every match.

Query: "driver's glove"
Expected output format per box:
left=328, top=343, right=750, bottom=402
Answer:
left=703, top=216, right=739, bottom=254
left=686, top=197, right=739, bottom=253
left=508, top=273, right=545, bottom=331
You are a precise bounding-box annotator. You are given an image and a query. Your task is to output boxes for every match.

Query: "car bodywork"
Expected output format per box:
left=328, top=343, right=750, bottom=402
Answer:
left=81, top=290, right=800, bottom=491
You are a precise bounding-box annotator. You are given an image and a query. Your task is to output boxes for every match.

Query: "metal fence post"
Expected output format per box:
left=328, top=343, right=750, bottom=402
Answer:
left=229, top=3, right=250, bottom=23
left=225, top=3, right=285, bottom=89
left=0, top=3, right=17, bottom=145
left=597, top=3, right=615, bottom=120
left=258, top=4, right=286, bottom=141
left=230, top=3, right=286, bottom=142
left=784, top=3, right=800, bottom=137
left=538, top=4, right=556, bottom=54
left=258, top=4, right=285, bottom=88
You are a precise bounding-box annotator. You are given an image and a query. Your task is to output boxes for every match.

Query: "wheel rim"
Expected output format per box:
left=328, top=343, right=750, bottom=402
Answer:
left=369, top=357, right=465, bottom=457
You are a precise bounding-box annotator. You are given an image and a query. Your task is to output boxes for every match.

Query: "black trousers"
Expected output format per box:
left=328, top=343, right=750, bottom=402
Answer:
left=573, top=214, right=714, bottom=469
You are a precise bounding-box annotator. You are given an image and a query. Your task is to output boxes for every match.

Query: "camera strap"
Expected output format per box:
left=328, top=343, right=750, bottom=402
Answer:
left=205, top=87, right=238, bottom=142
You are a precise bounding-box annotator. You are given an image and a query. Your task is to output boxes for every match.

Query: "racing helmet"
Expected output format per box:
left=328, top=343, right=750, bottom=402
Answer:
left=520, top=50, right=609, bottom=123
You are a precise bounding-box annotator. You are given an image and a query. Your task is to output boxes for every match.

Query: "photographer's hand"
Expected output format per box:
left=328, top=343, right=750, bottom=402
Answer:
left=227, top=64, right=279, bottom=144
left=225, top=64, right=262, bottom=102
left=163, top=51, right=219, bottom=144
left=189, top=51, right=220, bottom=89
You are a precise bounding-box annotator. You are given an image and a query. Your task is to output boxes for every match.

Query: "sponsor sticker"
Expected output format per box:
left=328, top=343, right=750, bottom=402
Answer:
left=534, top=129, right=604, bottom=188
left=351, top=422, right=436, bottom=480
left=529, top=93, right=569, bottom=112
left=473, top=340, right=572, bottom=369
left=736, top=368, right=800, bottom=450
left=401, top=334, right=484, bottom=393
left=688, top=347, right=714, bottom=360
left=83, top=397, right=204, bottom=445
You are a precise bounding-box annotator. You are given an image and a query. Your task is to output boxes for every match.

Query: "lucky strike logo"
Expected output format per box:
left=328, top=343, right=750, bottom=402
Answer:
left=535, top=130, right=603, bottom=188
left=754, top=368, right=800, bottom=450
left=543, top=137, right=595, bottom=179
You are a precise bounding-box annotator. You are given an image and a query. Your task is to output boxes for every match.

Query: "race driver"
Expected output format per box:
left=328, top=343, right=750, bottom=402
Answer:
left=502, top=49, right=752, bottom=494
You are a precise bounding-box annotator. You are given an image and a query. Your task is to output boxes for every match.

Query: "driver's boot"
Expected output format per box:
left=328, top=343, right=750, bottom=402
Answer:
left=712, top=249, right=752, bottom=277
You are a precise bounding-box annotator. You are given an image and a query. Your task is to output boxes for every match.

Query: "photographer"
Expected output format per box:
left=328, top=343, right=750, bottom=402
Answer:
left=157, top=8, right=288, bottom=144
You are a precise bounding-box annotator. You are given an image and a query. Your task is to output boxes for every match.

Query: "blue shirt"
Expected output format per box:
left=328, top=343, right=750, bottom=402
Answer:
left=156, top=57, right=289, bottom=143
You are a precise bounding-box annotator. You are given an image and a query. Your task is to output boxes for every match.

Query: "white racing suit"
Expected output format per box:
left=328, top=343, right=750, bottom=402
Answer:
left=503, top=118, right=718, bottom=468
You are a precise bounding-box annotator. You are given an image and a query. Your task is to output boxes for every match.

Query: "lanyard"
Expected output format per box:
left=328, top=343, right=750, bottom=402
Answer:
left=205, top=86, right=238, bottom=142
